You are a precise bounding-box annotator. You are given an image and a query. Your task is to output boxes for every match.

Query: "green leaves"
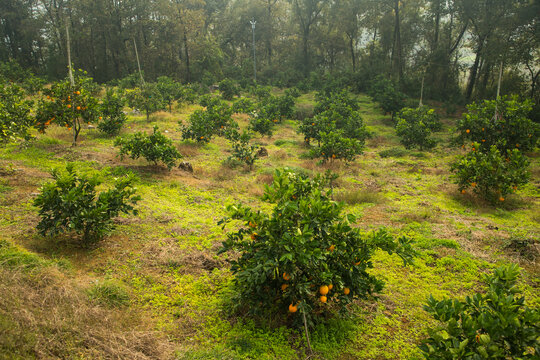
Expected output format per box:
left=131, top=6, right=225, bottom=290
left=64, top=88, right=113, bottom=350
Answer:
left=395, top=106, right=441, bottom=150
left=114, top=126, right=181, bottom=170
left=0, top=80, right=34, bottom=143
left=420, top=264, right=540, bottom=359
left=181, top=97, right=235, bottom=143
left=33, top=164, right=140, bottom=244
left=451, top=144, right=530, bottom=203
left=97, top=88, right=127, bottom=136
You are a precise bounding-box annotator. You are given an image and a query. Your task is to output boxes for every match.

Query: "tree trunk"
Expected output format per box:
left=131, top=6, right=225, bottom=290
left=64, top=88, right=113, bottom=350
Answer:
left=392, top=0, right=403, bottom=82
left=183, top=28, right=190, bottom=83
left=465, top=35, right=485, bottom=100
left=349, top=36, right=356, bottom=72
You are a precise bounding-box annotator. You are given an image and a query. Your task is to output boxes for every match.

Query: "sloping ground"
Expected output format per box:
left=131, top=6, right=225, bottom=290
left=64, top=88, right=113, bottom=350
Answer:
left=0, top=94, right=538, bottom=359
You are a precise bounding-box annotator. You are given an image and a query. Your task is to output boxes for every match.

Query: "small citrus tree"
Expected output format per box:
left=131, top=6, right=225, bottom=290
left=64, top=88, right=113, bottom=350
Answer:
left=0, top=80, right=34, bottom=143
left=156, top=76, right=184, bottom=112
left=227, top=130, right=259, bottom=169
left=456, top=96, right=539, bottom=153
left=451, top=143, right=530, bottom=203
left=181, top=98, right=235, bottom=143
left=34, top=164, right=140, bottom=245
left=115, top=126, right=182, bottom=170
left=125, top=83, right=165, bottom=121
left=395, top=107, right=441, bottom=150
left=35, top=70, right=100, bottom=144
left=420, top=264, right=540, bottom=359
left=311, top=130, right=364, bottom=162
left=219, top=169, right=415, bottom=326
left=98, top=89, right=127, bottom=136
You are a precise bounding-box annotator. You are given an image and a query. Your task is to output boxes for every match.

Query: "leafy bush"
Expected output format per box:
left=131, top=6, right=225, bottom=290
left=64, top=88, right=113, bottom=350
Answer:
left=33, top=164, right=140, bottom=244
left=368, top=76, right=406, bottom=119
left=249, top=114, right=274, bottom=137
left=456, top=96, right=539, bottom=153
left=219, top=169, right=415, bottom=324
left=157, top=76, right=184, bottom=112
left=451, top=144, right=530, bottom=203
left=0, top=81, right=34, bottom=143
left=181, top=98, right=235, bottom=143
left=35, top=70, right=100, bottom=144
left=253, top=85, right=271, bottom=101
left=115, top=126, right=182, bottom=170
left=228, top=130, right=259, bottom=169
left=219, top=78, right=240, bottom=100
left=125, top=83, right=165, bottom=121
left=420, top=264, right=540, bottom=359
left=232, top=98, right=256, bottom=114
left=97, top=89, right=127, bottom=136
left=395, top=107, right=441, bottom=150
left=311, top=130, right=364, bottom=162
left=0, top=60, right=44, bottom=94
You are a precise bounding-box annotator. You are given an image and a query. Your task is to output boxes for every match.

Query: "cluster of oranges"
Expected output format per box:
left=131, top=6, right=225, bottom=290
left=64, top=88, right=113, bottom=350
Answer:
left=284, top=271, right=352, bottom=313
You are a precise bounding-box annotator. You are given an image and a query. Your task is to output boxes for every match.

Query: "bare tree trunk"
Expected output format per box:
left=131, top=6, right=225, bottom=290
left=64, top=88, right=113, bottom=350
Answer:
left=183, top=29, right=191, bottom=83
left=392, top=0, right=403, bottom=82
left=465, top=35, right=485, bottom=100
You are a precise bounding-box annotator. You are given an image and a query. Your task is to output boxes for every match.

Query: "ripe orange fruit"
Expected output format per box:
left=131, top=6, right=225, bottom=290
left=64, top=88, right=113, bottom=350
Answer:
left=281, top=284, right=289, bottom=291
left=461, top=189, right=466, bottom=194
left=328, top=244, right=335, bottom=252
left=513, top=185, right=517, bottom=191
left=481, top=139, right=485, bottom=142
left=311, top=123, right=315, bottom=126
left=343, top=287, right=350, bottom=295
left=200, top=136, right=204, bottom=139
left=332, top=154, right=336, bottom=159
left=289, top=303, right=298, bottom=313
left=320, top=296, right=327, bottom=303
left=482, top=128, right=485, bottom=131
left=76, top=106, right=81, bottom=110
left=67, top=104, right=71, bottom=108
left=499, top=197, right=505, bottom=202
left=471, top=182, right=476, bottom=188
left=466, top=129, right=470, bottom=133
left=319, top=285, right=329, bottom=295
left=515, top=144, right=519, bottom=148
left=249, top=221, right=256, bottom=228
left=250, top=232, right=257, bottom=240
left=354, top=261, right=361, bottom=266
left=283, top=273, right=291, bottom=281
left=99, top=116, right=102, bottom=120
left=328, top=284, right=333, bottom=291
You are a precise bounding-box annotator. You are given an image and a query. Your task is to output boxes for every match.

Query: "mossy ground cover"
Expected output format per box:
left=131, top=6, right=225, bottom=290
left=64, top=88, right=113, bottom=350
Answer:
left=0, top=91, right=538, bottom=359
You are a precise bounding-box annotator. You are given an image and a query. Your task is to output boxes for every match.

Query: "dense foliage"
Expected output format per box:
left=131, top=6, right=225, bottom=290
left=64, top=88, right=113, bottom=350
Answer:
left=395, top=107, right=441, bottom=150
left=98, top=89, right=127, bottom=136
left=125, top=84, right=165, bottom=121
left=219, top=169, right=415, bottom=324
left=33, top=164, right=140, bottom=244
left=0, top=80, right=34, bottom=142
left=181, top=98, right=235, bottom=143
left=421, top=264, right=540, bottom=359
left=456, top=96, right=539, bottom=153
left=451, top=144, right=530, bottom=203
left=35, top=70, right=100, bottom=143
left=227, top=130, right=259, bottom=169
left=115, top=126, right=182, bottom=170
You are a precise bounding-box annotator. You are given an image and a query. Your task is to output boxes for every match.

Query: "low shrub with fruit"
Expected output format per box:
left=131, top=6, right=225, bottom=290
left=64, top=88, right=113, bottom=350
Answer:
left=0, top=80, right=34, bottom=142
left=451, top=143, right=530, bottom=203
left=395, top=107, right=441, bottom=150
left=456, top=95, right=539, bottom=153
left=35, top=70, right=100, bottom=143
left=310, top=130, right=364, bottom=162
left=98, top=89, right=127, bottom=136
left=218, top=169, right=415, bottom=325
left=181, top=98, right=235, bottom=143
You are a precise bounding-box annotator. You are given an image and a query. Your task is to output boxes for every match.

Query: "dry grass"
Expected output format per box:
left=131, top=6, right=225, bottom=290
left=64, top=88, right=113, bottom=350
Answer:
left=0, top=265, right=174, bottom=359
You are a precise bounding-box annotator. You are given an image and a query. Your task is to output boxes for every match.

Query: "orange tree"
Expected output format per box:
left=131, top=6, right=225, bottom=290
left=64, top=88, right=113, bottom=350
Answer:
left=451, top=143, right=530, bottom=203
left=35, top=70, right=100, bottom=144
left=218, top=169, right=415, bottom=326
left=455, top=96, right=539, bottom=154
left=0, top=80, right=34, bottom=143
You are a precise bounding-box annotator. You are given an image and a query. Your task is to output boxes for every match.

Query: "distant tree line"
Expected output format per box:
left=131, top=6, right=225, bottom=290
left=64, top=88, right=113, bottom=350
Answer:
left=1, top=0, right=539, bottom=103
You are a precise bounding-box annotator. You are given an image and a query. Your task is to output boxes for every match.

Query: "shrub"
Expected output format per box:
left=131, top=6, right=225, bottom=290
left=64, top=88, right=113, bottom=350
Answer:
left=456, top=96, right=539, bottom=154
left=228, top=130, right=259, bottom=169
left=249, top=114, right=274, bottom=137
left=219, top=78, right=240, bottom=100
left=35, top=70, right=100, bottom=144
left=181, top=98, right=235, bottom=143
left=218, top=169, right=415, bottom=324
left=420, top=264, right=540, bottom=359
left=232, top=98, right=256, bottom=114
left=33, top=164, right=140, bottom=244
left=253, top=85, right=271, bottom=101
left=311, top=130, right=364, bottom=162
left=395, top=107, right=440, bottom=150
left=97, top=89, right=127, bottom=136
left=115, top=126, right=182, bottom=170
left=157, top=76, right=184, bottom=112
left=369, top=76, right=406, bottom=119
left=0, top=81, right=34, bottom=143
left=451, top=144, right=530, bottom=203
left=125, top=83, right=165, bottom=121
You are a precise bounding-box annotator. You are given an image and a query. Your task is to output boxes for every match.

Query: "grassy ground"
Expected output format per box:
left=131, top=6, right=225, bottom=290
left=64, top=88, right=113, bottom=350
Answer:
left=0, top=92, right=538, bottom=359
